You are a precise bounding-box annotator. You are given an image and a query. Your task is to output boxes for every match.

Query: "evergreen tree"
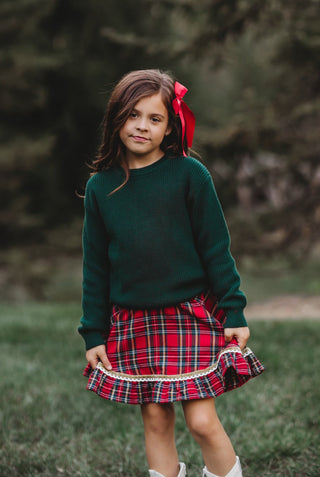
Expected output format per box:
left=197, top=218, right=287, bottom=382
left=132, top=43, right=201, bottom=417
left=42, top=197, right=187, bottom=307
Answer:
left=1, top=0, right=319, bottom=254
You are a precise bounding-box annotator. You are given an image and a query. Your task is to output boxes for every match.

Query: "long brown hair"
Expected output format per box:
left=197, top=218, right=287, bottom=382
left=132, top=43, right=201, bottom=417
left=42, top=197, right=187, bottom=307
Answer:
left=90, top=69, right=187, bottom=192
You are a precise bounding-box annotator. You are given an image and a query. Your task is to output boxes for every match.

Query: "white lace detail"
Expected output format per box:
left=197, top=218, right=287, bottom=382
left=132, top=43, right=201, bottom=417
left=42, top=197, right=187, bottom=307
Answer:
left=95, top=347, right=253, bottom=383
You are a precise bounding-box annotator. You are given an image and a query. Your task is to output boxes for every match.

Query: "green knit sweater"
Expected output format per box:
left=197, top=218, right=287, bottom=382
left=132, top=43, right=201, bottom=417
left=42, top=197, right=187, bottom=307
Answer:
left=79, top=154, right=247, bottom=350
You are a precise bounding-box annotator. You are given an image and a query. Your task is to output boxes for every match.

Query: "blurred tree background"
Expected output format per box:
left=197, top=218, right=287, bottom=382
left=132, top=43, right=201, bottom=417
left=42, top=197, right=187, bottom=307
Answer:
left=1, top=0, right=320, bottom=300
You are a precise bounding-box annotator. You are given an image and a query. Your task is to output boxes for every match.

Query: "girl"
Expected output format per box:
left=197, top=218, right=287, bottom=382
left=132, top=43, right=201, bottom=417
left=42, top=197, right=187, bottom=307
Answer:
left=79, top=69, right=264, bottom=477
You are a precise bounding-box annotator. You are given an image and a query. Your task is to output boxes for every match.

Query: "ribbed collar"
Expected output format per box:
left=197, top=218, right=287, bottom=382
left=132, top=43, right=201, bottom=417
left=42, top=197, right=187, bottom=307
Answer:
left=129, top=153, right=172, bottom=176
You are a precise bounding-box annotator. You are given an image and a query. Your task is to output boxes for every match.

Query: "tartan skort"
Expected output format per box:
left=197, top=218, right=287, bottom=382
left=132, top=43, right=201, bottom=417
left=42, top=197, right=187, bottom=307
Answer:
left=83, top=292, right=264, bottom=404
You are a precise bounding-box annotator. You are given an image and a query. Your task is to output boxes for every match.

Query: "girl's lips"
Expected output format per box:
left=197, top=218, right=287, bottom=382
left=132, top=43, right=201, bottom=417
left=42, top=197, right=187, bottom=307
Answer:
left=131, top=135, right=149, bottom=142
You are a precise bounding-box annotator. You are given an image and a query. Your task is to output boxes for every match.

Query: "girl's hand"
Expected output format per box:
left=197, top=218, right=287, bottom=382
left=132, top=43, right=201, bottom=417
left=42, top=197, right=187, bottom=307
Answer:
left=224, top=326, right=250, bottom=350
left=86, top=345, right=112, bottom=371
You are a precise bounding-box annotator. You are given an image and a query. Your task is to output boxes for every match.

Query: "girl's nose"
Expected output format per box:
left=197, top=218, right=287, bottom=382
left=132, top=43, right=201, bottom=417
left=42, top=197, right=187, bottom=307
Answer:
left=136, top=118, right=148, bottom=131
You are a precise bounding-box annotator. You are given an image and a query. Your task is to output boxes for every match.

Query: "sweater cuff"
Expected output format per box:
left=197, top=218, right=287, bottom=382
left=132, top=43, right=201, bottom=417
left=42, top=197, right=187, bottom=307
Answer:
left=78, top=329, right=106, bottom=350
left=224, top=309, right=248, bottom=328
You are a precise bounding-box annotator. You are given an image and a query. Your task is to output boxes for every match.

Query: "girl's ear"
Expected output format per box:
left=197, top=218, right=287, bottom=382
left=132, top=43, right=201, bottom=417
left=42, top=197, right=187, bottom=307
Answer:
left=165, top=125, right=173, bottom=136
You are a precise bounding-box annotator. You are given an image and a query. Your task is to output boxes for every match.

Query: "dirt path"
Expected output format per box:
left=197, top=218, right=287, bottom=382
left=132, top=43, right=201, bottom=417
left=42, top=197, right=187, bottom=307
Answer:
left=246, top=295, right=320, bottom=321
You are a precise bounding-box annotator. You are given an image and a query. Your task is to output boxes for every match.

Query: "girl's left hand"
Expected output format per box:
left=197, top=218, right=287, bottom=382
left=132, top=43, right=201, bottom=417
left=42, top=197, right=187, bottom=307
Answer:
left=224, top=326, right=250, bottom=350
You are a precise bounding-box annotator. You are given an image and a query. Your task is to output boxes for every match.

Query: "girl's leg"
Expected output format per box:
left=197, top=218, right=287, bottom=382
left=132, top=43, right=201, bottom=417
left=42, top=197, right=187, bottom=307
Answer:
left=182, top=398, right=236, bottom=477
left=140, top=402, right=180, bottom=477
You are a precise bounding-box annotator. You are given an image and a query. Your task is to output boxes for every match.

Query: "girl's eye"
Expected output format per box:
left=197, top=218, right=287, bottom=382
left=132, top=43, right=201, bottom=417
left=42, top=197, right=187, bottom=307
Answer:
left=130, top=112, right=138, bottom=118
left=151, top=117, right=160, bottom=123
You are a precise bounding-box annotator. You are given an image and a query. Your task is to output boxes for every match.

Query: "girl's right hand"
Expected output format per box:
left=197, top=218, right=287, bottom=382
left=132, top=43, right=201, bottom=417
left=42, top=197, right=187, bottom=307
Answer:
left=86, top=345, right=112, bottom=371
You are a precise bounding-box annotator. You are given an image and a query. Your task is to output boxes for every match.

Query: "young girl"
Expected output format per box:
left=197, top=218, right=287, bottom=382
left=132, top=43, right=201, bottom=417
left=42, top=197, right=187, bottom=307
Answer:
left=79, top=69, right=264, bottom=477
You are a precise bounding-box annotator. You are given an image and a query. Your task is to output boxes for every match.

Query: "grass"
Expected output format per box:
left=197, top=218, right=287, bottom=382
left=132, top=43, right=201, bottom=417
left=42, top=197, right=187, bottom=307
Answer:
left=0, top=302, right=319, bottom=477
left=2, top=246, right=320, bottom=304
left=239, top=254, right=320, bottom=303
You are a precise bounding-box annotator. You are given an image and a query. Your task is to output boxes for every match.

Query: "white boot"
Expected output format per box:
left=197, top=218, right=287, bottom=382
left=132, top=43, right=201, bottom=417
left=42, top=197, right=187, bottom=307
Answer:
left=149, top=462, right=186, bottom=477
left=202, top=456, right=242, bottom=477
left=177, top=462, right=187, bottom=477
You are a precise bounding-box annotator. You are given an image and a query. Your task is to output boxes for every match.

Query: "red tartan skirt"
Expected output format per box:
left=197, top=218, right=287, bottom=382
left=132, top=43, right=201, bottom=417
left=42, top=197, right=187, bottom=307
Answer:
left=83, top=291, right=264, bottom=404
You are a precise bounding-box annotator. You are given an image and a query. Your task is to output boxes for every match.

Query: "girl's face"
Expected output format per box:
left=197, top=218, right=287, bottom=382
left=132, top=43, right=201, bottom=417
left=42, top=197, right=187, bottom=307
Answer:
left=119, top=93, right=172, bottom=168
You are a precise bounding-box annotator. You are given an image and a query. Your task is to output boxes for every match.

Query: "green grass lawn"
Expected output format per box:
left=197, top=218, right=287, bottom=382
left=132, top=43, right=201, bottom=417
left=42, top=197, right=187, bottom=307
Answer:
left=0, top=302, right=319, bottom=477
left=239, top=255, right=320, bottom=303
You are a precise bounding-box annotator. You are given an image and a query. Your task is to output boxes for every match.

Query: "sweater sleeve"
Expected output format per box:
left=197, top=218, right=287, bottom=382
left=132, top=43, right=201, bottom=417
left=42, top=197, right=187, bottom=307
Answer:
left=189, top=172, right=248, bottom=328
left=78, top=180, right=111, bottom=350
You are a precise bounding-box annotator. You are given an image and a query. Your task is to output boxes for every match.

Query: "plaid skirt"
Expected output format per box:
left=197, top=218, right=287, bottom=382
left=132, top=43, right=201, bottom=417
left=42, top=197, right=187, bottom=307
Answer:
left=83, top=291, right=264, bottom=404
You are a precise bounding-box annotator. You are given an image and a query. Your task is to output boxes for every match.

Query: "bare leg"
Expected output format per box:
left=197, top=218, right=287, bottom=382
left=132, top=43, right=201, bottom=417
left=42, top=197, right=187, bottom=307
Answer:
left=141, top=402, right=180, bottom=477
left=182, top=398, right=236, bottom=476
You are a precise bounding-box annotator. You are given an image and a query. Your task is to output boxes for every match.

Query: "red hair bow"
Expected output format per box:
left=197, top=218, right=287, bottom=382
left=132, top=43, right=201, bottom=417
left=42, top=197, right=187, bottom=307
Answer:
left=172, top=81, right=195, bottom=157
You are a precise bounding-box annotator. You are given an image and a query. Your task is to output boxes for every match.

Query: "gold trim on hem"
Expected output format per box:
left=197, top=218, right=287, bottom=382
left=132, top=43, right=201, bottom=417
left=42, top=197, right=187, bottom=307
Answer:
left=95, top=346, right=253, bottom=383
